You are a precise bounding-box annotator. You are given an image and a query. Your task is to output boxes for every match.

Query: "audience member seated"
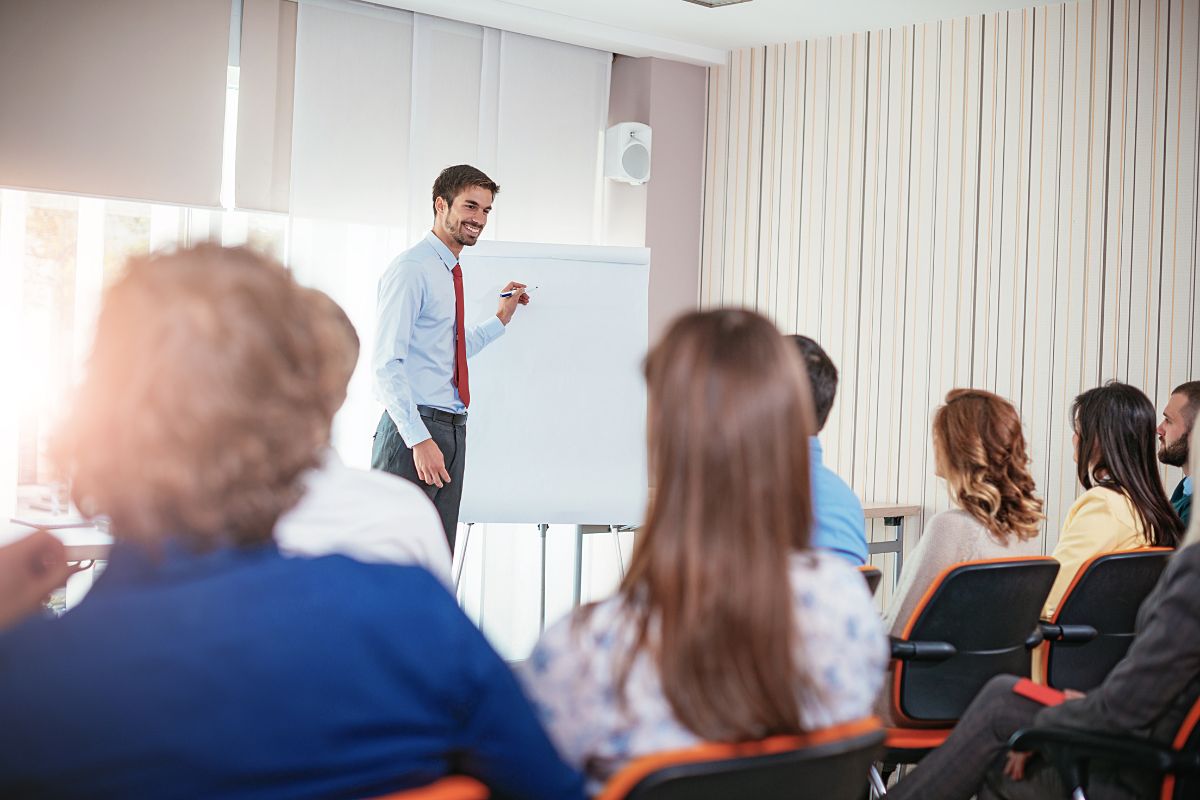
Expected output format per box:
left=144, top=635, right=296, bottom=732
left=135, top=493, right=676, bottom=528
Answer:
left=884, top=421, right=1200, bottom=800
left=787, top=335, right=869, bottom=565
left=1043, top=382, right=1183, bottom=618
left=0, top=530, right=75, bottom=630
left=0, top=245, right=583, bottom=800
left=521, top=310, right=887, bottom=794
left=883, top=389, right=1043, bottom=636
left=274, top=288, right=452, bottom=586
left=1158, top=380, right=1197, bottom=528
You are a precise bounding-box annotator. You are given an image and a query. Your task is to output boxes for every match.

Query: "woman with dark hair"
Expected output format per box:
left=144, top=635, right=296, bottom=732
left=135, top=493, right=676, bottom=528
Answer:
left=1043, top=381, right=1184, bottom=616
left=884, top=389, right=1044, bottom=636
left=521, top=309, right=887, bottom=793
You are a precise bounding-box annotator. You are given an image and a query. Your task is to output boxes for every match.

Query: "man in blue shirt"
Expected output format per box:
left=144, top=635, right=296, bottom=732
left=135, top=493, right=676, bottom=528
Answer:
left=788, top=336, right=869, bottom=565
left=372, top=165, right=529, bottom=549
left=1158, top=380, right=1198, bottom=528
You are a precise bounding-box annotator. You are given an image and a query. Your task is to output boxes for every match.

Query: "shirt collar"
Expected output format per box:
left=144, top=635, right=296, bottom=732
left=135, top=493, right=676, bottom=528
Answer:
left=423, top=231, right=458, bottom=272
left=1185, top=475, right=1194, bottom=497
left=808, top=436, right=823, bottom=465
left=98, top=536, right=280, bottom=585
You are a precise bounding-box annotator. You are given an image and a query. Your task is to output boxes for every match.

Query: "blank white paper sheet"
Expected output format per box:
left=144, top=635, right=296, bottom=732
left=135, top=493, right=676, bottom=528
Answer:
left=458, top=241, right=649, bottom=525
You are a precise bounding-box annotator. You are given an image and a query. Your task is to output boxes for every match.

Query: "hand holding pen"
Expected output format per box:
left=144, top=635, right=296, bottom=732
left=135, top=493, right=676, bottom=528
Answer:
left=496, top=281, right=531, bottom=325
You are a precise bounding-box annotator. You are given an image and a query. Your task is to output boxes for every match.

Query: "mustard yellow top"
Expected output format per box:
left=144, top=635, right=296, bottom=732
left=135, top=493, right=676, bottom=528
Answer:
left=1044, top=486, right=1149, bottom=618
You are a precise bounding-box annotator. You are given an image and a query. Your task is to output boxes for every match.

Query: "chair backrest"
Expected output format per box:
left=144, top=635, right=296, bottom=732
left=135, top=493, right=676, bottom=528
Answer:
left=892, top=557, right=1059, bottom=726
left=1044, top=548, right=1172, bottom=692
left=373, top=776, right=489, bottom=800
left=595, top=718, right=884, bottom=800
left=858, top=565, right=882, bottom=595
left=1162, top=694, right=1200, bottom=799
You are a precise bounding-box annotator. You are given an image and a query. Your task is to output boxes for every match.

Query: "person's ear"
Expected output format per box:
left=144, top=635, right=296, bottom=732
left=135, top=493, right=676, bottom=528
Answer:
left=434, top=196, right=447, bottom=217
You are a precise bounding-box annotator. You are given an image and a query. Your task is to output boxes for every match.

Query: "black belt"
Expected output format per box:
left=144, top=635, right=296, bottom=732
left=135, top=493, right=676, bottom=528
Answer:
left=418, top=405, right=467, bottom=426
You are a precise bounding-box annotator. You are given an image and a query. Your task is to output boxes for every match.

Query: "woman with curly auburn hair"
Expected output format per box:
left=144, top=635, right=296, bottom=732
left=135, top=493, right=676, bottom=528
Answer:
left=0, top=245, right=584, bottom=800
left=881, top=412, right=1200, bottom=800
left=884, top=388, right=1044, bottom=637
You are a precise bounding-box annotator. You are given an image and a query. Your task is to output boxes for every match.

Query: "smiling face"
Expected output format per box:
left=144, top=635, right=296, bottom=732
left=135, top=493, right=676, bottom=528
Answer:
left=1158, top=392, right=1194, bottom=469
left=434, top=186, right=492, bottom=252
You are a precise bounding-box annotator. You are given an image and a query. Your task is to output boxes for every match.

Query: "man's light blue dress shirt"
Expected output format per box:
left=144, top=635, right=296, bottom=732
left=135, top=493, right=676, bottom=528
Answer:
left=809, top=437, right=869, bottom=566
left=374, top=232, right=505, bottom=446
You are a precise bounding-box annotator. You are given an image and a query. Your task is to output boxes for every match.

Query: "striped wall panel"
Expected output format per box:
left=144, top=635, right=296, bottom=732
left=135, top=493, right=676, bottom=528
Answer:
left=701, top=0, right=1200, bottom=555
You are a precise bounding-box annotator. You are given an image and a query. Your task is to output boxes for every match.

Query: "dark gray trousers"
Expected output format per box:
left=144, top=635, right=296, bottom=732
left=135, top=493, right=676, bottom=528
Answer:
left=886, top=675, right=1139, bottom=800
left=371, top=410, right=466, bottom=552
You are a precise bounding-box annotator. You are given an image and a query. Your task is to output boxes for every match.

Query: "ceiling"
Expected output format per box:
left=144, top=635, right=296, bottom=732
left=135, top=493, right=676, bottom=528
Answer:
left=380, top=0, right=1061, bottom=65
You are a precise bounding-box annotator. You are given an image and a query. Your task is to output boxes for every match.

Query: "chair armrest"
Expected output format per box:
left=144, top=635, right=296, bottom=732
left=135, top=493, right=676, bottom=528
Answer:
left=1038, top=622, right=1099, bottom=643
left=1024, top=626, right=1045, bottom=649
left=1009, top=727, right=1200, bottom=775
left=889, top=637, right=957, bottom=661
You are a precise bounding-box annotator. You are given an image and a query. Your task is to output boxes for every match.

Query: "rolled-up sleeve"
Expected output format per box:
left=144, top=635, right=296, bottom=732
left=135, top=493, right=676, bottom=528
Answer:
left=373, top=261, right=430, bottom=447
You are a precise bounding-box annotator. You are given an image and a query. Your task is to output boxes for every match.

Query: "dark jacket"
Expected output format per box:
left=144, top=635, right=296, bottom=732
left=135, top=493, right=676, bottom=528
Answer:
left=1171, top=477, right=1192, bottom=529
left=1033, top=540, right=1200, bottom=795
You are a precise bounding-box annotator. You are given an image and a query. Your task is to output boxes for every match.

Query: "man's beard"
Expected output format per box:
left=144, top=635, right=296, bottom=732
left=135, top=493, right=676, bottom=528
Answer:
left=1159, top=432, right=1190, bottom=467
left=450, top=220, right=480, bottom=247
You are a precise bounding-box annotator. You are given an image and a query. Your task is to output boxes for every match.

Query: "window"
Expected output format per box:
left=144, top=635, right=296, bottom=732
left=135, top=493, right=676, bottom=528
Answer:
left=1, top=188, right=288, bottom=518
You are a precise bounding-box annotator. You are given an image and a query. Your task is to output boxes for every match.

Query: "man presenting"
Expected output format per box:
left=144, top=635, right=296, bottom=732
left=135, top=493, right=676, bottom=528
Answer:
left=1158, top=380, right=1198, bottom=528
left=372, top=165, right=528, bottom=549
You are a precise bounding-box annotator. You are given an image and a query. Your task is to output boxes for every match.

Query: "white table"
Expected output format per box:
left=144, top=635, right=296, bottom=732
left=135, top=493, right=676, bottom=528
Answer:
left=3, top=520, right=113, bottom=563
left=863, top=503, right=922, bottom=581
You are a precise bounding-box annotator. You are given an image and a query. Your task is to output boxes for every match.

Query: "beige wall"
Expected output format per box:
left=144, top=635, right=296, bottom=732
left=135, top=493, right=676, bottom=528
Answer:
left=607, top=55, right=707, bottom=344
left=701, top=0, right=1199, bottom=561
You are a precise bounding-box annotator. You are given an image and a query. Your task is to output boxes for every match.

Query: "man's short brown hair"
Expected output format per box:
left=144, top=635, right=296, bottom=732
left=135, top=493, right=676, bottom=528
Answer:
left=431, top=164, right=499, bottom=216
left=54, top=245, right=331, bottom=549
left=1172, top=381, right=1200, bottom=429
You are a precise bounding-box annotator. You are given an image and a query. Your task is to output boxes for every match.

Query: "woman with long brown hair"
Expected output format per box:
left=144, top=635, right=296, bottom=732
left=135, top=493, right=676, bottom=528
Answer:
left=522, top=309, right=887, bottom=792
left=883, top=389, right=1044, bottom=635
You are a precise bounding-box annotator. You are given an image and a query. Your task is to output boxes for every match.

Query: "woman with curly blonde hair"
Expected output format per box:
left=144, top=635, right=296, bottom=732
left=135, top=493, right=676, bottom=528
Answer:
left=884, top=389, right=1044, bottom=635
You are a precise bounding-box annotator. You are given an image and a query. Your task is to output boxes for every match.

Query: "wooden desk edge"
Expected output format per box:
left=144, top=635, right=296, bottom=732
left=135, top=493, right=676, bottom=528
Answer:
left=64, top=544, right=112, bottom=562
left=862, top=503, right=921, bottom=519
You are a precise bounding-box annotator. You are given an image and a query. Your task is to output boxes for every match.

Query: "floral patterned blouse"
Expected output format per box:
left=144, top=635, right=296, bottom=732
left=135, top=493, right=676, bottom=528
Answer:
left=520, top=550, right=888, bottom=794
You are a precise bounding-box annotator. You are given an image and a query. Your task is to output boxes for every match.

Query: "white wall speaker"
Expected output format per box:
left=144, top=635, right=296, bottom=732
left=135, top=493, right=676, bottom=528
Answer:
left=605, top=122, right=652, bottom=185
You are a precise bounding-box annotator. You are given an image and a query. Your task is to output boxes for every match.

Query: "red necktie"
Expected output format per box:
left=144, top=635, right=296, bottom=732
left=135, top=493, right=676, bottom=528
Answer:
left=451, top=263, right=470, bottom=407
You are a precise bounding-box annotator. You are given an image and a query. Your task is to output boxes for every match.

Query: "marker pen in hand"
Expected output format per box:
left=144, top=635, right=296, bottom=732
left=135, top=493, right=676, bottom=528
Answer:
left=500, top=285, right=537, bottom=298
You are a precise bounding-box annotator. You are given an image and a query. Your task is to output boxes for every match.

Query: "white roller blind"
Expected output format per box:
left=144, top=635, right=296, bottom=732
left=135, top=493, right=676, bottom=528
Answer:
left=290, top=0, right=413, bottom=225
left=405, top=15, right=486, bottom=236
left=236, top=0, right=297, bottom=213
left=0, top=0, right=230, bottom=207
left=289, top=1, right=610, bottom=244
left=493, top=32, right=610, bottom=244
